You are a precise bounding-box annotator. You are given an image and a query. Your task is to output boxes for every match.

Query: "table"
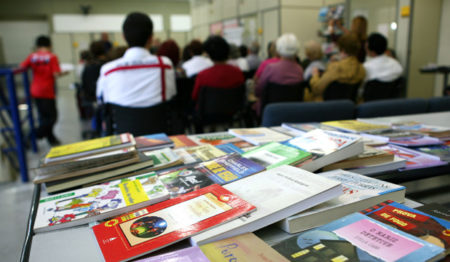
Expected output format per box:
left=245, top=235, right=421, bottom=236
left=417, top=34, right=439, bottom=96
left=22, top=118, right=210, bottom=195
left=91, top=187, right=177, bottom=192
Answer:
left=22, top=112, right=450, bottom=261
left=420, top=65, right=450, bottom=96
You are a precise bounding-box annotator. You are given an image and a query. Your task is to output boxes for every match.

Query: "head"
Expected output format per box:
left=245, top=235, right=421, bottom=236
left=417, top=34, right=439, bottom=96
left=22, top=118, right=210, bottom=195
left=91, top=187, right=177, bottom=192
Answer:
left=157, top=39, right=180, bottom=66
left=181, top=44, right=193, bottom=62
left=366, top=33, right=387, bottom=56
left=304, top=40, right=323, bottom=61
left=203, top=35, right=230, bottom=62
left=351, top=16, right=368, bottom=40
left=267, top=41, right=277, bottom=58
left=248, top=41, right=260, bottom=55
left=36, top=35, right=51, bottom=48
left=276, top=33, right=299, bottom=59
left=122, top=12, right=153, bottom=47
left=229, top=44, right=240, bottom=59
left=239, top=45, right=248, bottom=57
left=189, top=40, right=203, bottom=56
left=337, top=33, right=361, bottom=57
left=79, top=50, right=93, bottom=63
left=89, top=40, right=106, bottom=58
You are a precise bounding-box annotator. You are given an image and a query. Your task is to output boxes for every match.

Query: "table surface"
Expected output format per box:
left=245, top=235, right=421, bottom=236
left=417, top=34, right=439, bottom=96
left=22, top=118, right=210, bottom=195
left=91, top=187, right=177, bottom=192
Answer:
left=25, top=112, right=449, bottom=262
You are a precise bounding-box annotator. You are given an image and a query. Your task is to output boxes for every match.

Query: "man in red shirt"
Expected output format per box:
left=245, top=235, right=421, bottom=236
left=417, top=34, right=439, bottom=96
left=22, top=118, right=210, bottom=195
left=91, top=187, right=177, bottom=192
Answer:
left=21, top=36, right=64, bottom=145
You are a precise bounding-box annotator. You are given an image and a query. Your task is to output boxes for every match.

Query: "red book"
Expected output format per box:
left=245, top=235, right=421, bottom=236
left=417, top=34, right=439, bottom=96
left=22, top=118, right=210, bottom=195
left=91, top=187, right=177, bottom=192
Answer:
left=169, top=135, right=198, bottom=148
left=92, top=184, right=256, bottom=262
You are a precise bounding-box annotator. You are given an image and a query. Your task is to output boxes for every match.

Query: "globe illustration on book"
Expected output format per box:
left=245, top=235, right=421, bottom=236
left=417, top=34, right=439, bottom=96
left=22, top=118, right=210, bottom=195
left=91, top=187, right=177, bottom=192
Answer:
left=130, top=216, right=167, bottom=238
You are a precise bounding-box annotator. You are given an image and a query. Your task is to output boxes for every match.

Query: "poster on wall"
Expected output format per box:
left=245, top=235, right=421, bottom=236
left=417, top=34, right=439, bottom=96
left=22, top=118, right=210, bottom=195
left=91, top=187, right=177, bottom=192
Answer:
left=223, top=19, right=244, bottom=46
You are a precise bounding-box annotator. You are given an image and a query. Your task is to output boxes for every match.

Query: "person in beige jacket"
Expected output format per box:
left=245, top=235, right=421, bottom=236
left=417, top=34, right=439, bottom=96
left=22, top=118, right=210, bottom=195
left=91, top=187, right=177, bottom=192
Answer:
left=306, top=33, right=365, bottom=101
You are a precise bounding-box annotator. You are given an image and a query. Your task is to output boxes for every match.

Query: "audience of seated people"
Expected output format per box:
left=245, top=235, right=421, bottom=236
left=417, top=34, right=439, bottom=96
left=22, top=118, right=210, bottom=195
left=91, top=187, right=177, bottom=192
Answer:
left=181, top=40, right=213, bottom=78
left=254, top=33, right=304, bottom=116
left=306, top=33, right=366, bottom=101
left=363, top=33, right=403, bottom=82
left=303, top=40, right=326, bottom=81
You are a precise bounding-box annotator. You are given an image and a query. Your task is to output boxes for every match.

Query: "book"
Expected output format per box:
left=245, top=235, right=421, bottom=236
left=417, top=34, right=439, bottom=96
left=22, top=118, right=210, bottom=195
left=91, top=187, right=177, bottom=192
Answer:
left=179, top=144, right=227, bottom=162
left=135, top=133, right=174, bottom=151
left=44, top=133, right=135, bottom=164
left=285, top=129, right=364, bottom=172
left=361, top=200, right=450, bottom=255
left=35, top=172, right=169, bottom=233
left=215, top=143, right=244, bottom=154
left=270, top=126, right=306, bottom=137
left=272, top=212, right=445, bottom=262
left=196, top=153, right=265, bottom=184
left=281, top=122, right=328, bottom=135
left=375, top=144, right=447, bottom=170
left=190, top=165, right=343, bottom=246
left=321, top=120, right=390, bottom=133
left=389, top=136, right=444, bottom=147
left=278, top=169, right=406, bottom=234
left=199, top=232, right=289, bottom=262
left=241, top=142, right=311, bottom=170
left=392, top=122, right=450, bottom=138
left=32, top=147, right=139, bottom=184
left=347, top=155, right=407, bottom=175
left=322, top=145, right=394, bottom=171
left=188, top=131, right=253, bottom=148
left=416, top=203, right=450, bottom=221
left=415, top=144, right=450, bottom=162
left=228, top=127, right=292, bottom=145
left=134, top=246, right=210, bottom=262
left=362, top=128, right=424, bottom=142
left=169, top=135, right=198, bottom=148
left=92, top=184, right=256, bottom=262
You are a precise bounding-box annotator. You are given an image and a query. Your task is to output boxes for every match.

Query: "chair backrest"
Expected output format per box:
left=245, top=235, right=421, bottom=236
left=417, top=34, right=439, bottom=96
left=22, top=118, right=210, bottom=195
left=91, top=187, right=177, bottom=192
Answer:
left=107, top=101, right=172, bottom=136
left=323, top=81, right=361, bottom=102
left=175, top=77, right=195, bottom=109
left=363, top=77, right=404, bottom=102
left=261, top=100, right=355, bottom=127
left=427, top=96, right=450, bottom=112
left=260, top=81, right=306, bottom=115
left=356, top=98, right=428, bottom=118
left=197, top=85, right=246, bottom=120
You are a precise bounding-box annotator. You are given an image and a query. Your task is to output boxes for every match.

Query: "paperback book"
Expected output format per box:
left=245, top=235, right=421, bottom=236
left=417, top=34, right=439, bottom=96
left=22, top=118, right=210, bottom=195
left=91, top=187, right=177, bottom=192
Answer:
left=187, top=132, right=252, bottom=148
left=415, top=144, right=450, bottom=162
left=228, top=127, right=292, bottom=145
left=92, top=184, right=256, bottom=262
left=285, top=129, right=364, bottom=172
left=321, top=120, right=390, bottom=133
left=392, top=122, right=450, bottom=138
left=168, top=135, right=198, bottom=148
left=190, top=165, right=343, bottom=246
left=134, top=246, right=209, bottom=262
left=241, top=142, right=311, bottom=170
left=174, top=144, right=227, bottom=163
left=35, top=172, right=169, bottom=233
left=389, top=136, right=443, bottom=147
left=135, top=133, right=174, bottom=151
left=215, top=143, right=244, bottom=154
left=278, top=169, right=406, bottom=233
left=416, top=202, right=450, bottom=221
left=281, top=122, right=328, bottom=135
left=347, top=155, right=407, bottom=176
left=272, top=212, right=445, bottom=262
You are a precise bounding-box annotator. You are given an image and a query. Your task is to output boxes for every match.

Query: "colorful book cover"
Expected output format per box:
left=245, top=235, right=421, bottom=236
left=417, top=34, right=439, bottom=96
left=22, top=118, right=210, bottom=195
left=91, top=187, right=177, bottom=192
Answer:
left=228, top=127, right=292, bottom=145
left=215, top=143, right=244, bottom=154
left=169, top=135, right=198, bottom=148
left=196, top=153, right=265, bottom=184
left=361, top=200, right=450, bottom=255
left=375, top=144, right=447, bottom=170
left=45, top=133, right=134, bottom=159
left=272, top=212, right=445, bottom=262
left=135, top=133, right=173, bottom=150
left=134, top=246, right=210, bottom=262
left=322, top=120, right=390, bottom=133
left=393, top=122, right=450, bottom=136
left=92, top=184, right=256, bottom=262
left=362, top=128, right=424, bottom=140
left=184, top=144, right=227, bottom=162
left=199, top=232, right=289, bottom=262
left=157, top=165, right=215, bottom=199
left=389, top=136, right=443, bottom=147
left=34, top=172, right=169, bottom=233
left=416, top=203, right=450, bottom=221
left=415, top=144, right=450, bottom=162
left=242, top=142, right=311, bottom=169
left=188, top=132, right=252, bottom=148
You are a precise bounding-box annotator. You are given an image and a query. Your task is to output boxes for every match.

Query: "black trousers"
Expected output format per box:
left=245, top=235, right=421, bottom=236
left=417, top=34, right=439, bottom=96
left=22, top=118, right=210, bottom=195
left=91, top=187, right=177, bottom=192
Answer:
left=34, top=98, right=57, bottom=141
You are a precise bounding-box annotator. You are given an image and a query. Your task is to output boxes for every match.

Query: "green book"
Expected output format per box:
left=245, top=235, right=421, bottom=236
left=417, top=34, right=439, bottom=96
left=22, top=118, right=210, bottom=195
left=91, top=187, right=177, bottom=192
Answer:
left=242, top=142, right=311, bottom=169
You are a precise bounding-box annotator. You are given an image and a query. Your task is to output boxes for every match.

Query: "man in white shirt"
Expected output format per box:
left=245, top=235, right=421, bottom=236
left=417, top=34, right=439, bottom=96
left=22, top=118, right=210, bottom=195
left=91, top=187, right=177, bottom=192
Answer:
left=364, top=33, right=403, bottom=82
left=97, top=12, right=176, bottom=107
left=181, top=40, right=213, bottom=78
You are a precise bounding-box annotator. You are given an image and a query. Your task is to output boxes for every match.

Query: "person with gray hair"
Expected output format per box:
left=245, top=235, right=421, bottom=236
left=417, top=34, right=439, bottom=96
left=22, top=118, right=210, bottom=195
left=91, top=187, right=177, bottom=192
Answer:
left=254, top=33, right=304, bottom=116
left=303, top=40, right=326, bottom=80
left=246, top=41, right=262, bottom=71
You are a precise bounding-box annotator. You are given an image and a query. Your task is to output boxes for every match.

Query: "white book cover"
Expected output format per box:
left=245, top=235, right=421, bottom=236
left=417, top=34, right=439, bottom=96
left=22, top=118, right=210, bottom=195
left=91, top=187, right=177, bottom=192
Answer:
left=348, top=156, right=407, bottom=176
left=34, top=172, right=169, bottom=233
left=278, top=169, right=406, bottom=233
left=190, top=165, right=342, bottom=246
left=228, top=127, right=292, bottom=145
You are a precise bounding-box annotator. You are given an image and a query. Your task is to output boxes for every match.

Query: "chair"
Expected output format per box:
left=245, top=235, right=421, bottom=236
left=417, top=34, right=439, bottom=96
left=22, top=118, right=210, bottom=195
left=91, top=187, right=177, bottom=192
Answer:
left=427, top=96, right=450, bottom=112
left=323, top=81, right=361, bottom=103
left=260, top=81, right=306, bottom=118
left=261, top=100, right=355, bottom=127
left=194, top=85, right=246, bottom=133
left=174, top=76, right=196, bottom=131
left=106, top=100, right=178, bottom=137
left=356, top=98, right=429, bottom=118
left=363, top=77, right=405, bottom=102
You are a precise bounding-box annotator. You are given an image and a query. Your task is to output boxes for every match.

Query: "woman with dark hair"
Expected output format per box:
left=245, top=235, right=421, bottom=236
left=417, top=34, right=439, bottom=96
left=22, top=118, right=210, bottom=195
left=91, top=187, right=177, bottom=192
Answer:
left=182, top=40, right=213, bottom=78
left=157, top=39, right=180, bottom=67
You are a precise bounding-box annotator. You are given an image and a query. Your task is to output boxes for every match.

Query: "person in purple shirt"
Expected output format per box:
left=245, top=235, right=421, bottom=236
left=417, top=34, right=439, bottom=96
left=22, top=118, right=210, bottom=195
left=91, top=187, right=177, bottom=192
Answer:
left=254, top=33, right=304, bottom=116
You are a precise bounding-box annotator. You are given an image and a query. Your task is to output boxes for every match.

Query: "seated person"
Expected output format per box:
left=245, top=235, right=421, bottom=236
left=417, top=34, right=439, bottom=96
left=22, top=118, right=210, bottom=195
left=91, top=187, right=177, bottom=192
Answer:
left=191, top=36, right=245, bottom=105
left=96, top=12, right=176, bottom=108
left=254, top=33, right=304, bottom=116
left=364, top=33, right=403, bottom=82
left=246, top=41, right=262, bottom=71
left=254, top=40, right=280, bottom=80
left=228, top=43, right=249, bottom=72
left=308, top=33, right=365, bottom=101
left=303, top=40, right=326, bottom=80
left=182, top=40, right=213, bottom=78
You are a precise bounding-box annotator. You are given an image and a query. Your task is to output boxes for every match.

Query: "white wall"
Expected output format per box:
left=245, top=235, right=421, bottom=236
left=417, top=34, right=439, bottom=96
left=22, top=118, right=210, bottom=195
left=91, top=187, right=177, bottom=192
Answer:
left=434, top=0, right=450, bottom=96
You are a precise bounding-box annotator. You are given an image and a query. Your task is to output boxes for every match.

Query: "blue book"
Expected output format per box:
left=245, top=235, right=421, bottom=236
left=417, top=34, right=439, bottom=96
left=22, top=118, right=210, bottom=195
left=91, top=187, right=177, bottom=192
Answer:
left=216, top=143, right=244, bottom=154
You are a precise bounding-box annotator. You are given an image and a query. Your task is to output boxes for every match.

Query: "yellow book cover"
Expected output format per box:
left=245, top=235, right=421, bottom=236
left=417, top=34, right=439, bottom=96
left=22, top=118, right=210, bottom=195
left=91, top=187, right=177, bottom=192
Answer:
left=199, top=233, right=289, bottom=262
left=46, top=133, right=132, bottom=159
left=322, top=120, right=390, bottom=133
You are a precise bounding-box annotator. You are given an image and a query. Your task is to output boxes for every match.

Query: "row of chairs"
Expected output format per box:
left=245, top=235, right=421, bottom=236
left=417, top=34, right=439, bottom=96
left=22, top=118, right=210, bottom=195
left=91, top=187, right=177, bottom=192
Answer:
left=261, top=96, right=450, bottom=127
